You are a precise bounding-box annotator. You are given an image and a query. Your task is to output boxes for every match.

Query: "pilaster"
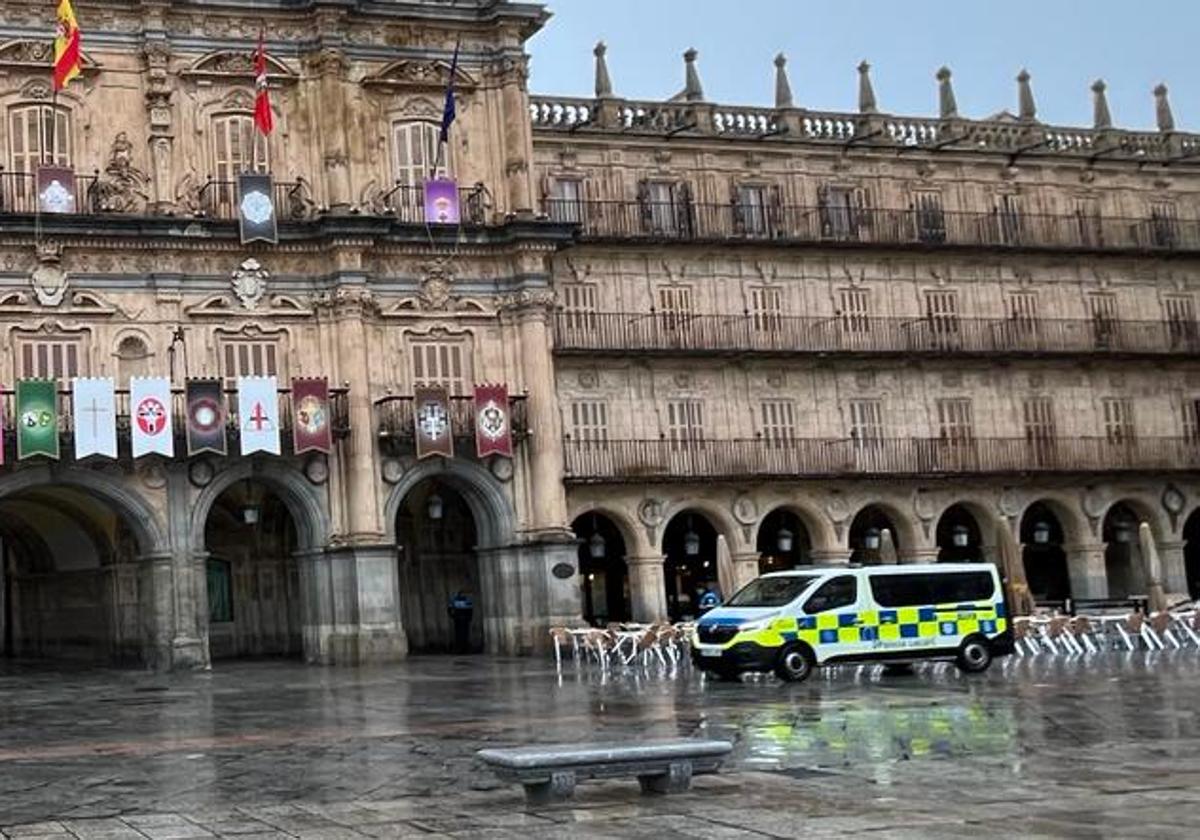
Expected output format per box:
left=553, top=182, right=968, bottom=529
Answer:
left=1157, top=541, right=1189, bottom=594
left=627, top=554, right=668, bottom=623
left=300, top=545, right=408, bottom=665
left=1065, top=543, right=1109, bottom=600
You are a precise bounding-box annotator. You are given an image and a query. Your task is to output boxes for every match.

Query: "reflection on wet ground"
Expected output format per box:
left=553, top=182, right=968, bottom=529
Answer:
left=2, top=654, right=1200, bottom=836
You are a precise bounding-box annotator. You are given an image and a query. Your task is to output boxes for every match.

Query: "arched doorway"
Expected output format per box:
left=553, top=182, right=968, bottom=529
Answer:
left=1020, top=502, right=1071, bottom=603
left=571, top=513, right=630, bottom=627
left=203, top=481, right=302, bottom=660
left=1102, top=502, right=1145, bottom=599
left=396, top=480, right=482, bottom=654
left=936, top=504, right=983, bottom=563
left=662, top=511, right=719, bottom=622
left=1185, top=510, right=1200, bottom=599
left=849, top=505, right=900, bottom=565
left=0, top=484, right=147, bottom=665
left=757, top=508, right=812, bottom=573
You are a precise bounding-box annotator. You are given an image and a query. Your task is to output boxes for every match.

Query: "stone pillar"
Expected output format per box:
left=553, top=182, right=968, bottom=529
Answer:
left=809, top=548, right=849, bottom=567
left=478, top=540, right=580, bottom=655
left=1065, top=543, right=1108, bottom=599
left=628, top=555, right=668, bottom=623
left=142, top=41, right=175, bottom=214
left=169, top=550, right=208, bottom=670
left=300, top=546, right=407, bottom=665
left=899, top=547, right=941, bottom=565
left=137, top=551, right=175, bottom=670
left=497, top=57, right=535, bottom=216
left=1158, top=541, right=1189, bottom=594
left=732, top=552, right=761, bottom=590
left=309, top=49, right=353, bottom=214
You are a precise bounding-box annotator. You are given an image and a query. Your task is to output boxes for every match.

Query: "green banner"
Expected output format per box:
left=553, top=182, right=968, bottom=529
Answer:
left=17, top=379, right=59, bottom=460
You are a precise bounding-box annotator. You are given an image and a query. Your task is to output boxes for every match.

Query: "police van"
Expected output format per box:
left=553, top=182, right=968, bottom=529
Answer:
left=691, top=564, right=1014, bottom=682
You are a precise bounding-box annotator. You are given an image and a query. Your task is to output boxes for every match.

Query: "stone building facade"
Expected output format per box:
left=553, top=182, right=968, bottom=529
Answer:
left=0, top=0, right=1197, bottom=668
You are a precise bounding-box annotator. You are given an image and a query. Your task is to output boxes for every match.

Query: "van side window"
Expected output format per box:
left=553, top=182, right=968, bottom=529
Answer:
left=804, top=575, right=857, bottom=614
left=870, top=572, right=996, bottom=607
left=869, top=574, right=929, bottom=608
left=929, top=572, right=995, bottom=603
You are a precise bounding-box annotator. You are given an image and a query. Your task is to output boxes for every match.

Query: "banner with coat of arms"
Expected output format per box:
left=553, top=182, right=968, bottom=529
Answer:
left=17, top=379, right=59, bottom=460
left=186, top=379, right=227, bottom=457
left=131, top=377, right=174, bottom=458
left=291, top=377, right=332, bottom=455
left=414, top=385, right=453, bottom=460
left=473, top=383, right=512, bottom=459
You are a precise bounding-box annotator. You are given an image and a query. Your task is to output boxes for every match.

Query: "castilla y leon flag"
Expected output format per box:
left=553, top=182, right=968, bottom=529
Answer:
left=72, top=377, right=117, bottom=460
left=53, top=0, right=82, bottom=91
left=17, top=379, right=59, bottom=460
left=131, top=376, right=174, bottom=459
left=414, top=385, right=453, bottom=460
left=185, top=378, right=227, bottom=457
left=238, top=375, right=280, bottom=456
left=474, top=384, right=512, bottom=459
left=253, top=30, right=274, bottom=136
left=291, top=377, right=332, bottom=455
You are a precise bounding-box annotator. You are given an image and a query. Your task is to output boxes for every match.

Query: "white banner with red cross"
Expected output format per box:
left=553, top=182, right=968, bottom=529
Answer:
left=238, top=375, right=280, bottom=456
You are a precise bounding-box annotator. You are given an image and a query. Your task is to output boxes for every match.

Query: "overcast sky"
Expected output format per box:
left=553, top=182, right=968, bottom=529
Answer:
left=527, top=0, right=1195, bottom=131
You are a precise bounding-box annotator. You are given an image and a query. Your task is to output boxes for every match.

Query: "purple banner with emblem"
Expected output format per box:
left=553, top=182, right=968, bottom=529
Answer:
left=423, top=178, right=460, bottom=225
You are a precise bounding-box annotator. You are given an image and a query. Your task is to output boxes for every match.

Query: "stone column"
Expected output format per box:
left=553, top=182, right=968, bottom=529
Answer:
left=1157, top=541, right=1189, bottom=594
left=496, top=57, right=535, bottom=216
left=169, top=549, right=208, bottom=670
left=478, top=541, right=581, bottom=656
left=308, top=49, right=353, bottom=214
left=142, top=41, right=175, bottom=214
left=1065, top=543, right=1109, bottom=599
left=298, top=546, right=408, bottom=665
left=136, top=551, right=175, bottom=670
left=899, top=547, right=941, bottom=565
left=628, top=555, right=668, bottom=623
left=809, top=548, right=849, bottom=567
left=732, top=551, right=761, bottom=590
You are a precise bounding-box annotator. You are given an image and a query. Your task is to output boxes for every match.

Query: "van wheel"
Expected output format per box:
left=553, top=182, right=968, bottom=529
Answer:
left=774, top=644, right=814, bottom=683
left=955, top=636, right=993, bottom=674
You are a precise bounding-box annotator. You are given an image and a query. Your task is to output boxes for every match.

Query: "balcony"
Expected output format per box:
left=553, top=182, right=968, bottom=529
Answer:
left=544, top=199, right=1200, bottom=255
left=553, top=312, right=1200, bottom=359
left=562, top=437, right=1200, bottom=484
left=375, top=395, right=529, bottom=458
left=0, top=386, right=350, bottom=459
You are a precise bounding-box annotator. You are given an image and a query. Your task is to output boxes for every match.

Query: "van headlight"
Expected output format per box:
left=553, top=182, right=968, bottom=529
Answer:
left=738, top=618, right=774, bottom=633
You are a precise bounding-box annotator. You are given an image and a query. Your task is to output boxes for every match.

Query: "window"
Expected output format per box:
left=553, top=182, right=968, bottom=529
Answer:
left=1074, top=197, right=1102, bottom=247
left=839, top=288, right=871, bottom=334
left=819, top=185, right=869, bottom=241
left=570, top=400, right=608, bottom=445
left=994, top=194, right=1023, bottom=244
left=1149, top=202, right=1178, bottom=248
left=639, top=180, right=690, bottom=236
left=912, top=191, right=946, bottom=243
left=1181, top=398, right=1200, bottom=443
left=1163, top=296, right=1197, bottom=346
left=393, top=121, right=445, bottom=193
left=9, top=104, right=71, bottom=205
left=735, top=184, right=770, bottom=236
left=1102, top=398, right=1134, bottom=445
left=803, top=575, right=857, bottom=614
left=848, top=399, right=884, bottom=446
left=759, top=400, right=796, bottom=446
left=666, top=399, right=704, bottom=448
left=727, top=575, right=819, bottom=608
left=1023, top=396, right=1057, bottom=466
left=925, top=290, right=960, bottom=347
left=210, top=113, right=268, bottom=217
left=207, top=558, right=234, bottom=623
left=937, top=399, right=974, bottom=444
left=1008, top=291, right=1039, bottom=334
left=750, top=287, right=783, bottom=332
left=869, top=571, right=994, bottom=608
left=657, top=285, right=694, bottom=331
left=221, top=340, right=280, bottom=380
left=561, top=283, right=598, bottom=332
left=1088, top=293, right=1118, bottom=347
left=410, top=340, right=467, bottom=395
left=547, top=178, right=585, bottom=224
left=116, top=336, right=152, bottom=382
left=17, top=335, right=85, bottom=381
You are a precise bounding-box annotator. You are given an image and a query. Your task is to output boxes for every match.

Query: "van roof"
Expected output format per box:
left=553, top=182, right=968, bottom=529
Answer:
left=760, top=563, right=997, bottom=578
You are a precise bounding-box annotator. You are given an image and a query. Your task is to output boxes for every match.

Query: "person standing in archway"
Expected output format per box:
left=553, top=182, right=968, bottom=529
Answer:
left=448, top=589, right=474, bottom=654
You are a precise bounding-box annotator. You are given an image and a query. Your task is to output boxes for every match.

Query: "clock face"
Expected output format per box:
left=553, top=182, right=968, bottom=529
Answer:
left=240, top=190, right=275, bottom=225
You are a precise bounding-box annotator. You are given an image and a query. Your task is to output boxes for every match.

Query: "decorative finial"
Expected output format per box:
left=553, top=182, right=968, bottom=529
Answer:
left=1017, top=69, right=1037, bottom=122
left=937, top=66, right=958, bottom=119
left=1155, top=83, right=1176, bottom=133
left=593, top=41, right=613, bottom=98
left=857, top=60, right=877, bottom=114
left=682, top=48, right=704, bottom=102
left=774, top=53, right=794, bottom=109
left=1092, top=79, right=1112, bottom=130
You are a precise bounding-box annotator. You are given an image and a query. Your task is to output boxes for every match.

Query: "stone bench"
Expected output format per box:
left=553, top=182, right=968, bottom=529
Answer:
left=476, top=738, right=733, bottom=804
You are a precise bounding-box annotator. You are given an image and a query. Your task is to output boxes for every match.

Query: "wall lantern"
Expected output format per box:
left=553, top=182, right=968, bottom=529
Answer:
left=864, top=527, right=882, bottom=551
left=951, top=524, right=971, bottom=548
left=242, top=507, right=260, bottom=525
left=427, top=493, right=445, bottom=521
left=776, top=527, right=794, bottom=554
left=684, top=528, right=701, bottom=557
left=1032, top=521, right=1051, bottom=545
left=588, top=532, right=607, bottom=560
left=1114, top=519, right=1136, bottom=544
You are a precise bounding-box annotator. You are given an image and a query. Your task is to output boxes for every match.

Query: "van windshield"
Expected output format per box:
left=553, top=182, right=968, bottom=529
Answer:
left=726, top=576, right=819, bottom=608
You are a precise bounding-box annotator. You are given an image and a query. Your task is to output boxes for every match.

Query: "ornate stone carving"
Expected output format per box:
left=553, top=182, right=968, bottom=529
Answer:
left=304, top=456, right=329, bottom=486
left=313, top=286, right=380, bottom=318
left=362, top=58, right=477, bottom=92
left=498, top=288, right=557, bottom=313
left=31, top=243, right=67, bottom=307
left=188, top=459, right=215, bottom=488
left=231, top=258, right=269, bottom=309
left=638, top=498, right=665, bottom=528
left=91, top=132, right=149, bottom=213
left=418, top=259, right=458, bottom=311
left=732, top=495, right=758, bottom=527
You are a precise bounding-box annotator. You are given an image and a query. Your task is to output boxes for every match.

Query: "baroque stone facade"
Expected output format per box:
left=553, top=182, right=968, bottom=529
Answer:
left=0, top=0, right=1197, bottom=668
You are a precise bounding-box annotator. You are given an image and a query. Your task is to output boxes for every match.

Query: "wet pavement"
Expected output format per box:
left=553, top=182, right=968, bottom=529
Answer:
left=2, top=654, right=1200, bottom=838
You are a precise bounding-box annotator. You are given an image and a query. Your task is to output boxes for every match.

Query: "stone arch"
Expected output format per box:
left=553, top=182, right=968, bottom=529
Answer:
left=658, top=498, right=741, bottom=553
left=751, top=502, right=836, bottom=555
left=384, top=458, right=516, bottom=551
left=0, top=465, right=167, bottom=556
left=845, top=499, right=921, bottom=553
left=1098, top=495, right=1169, bottom=543
left=568, top=502, right=641, bottom=556
left=189, top=460, right=329, bottom=554
left=1017, top=494, right=1089, bottom=546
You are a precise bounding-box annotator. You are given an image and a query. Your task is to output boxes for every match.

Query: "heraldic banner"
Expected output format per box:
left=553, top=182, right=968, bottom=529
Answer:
left=239, top=376, right=281, bottom=456
left=131, top=376, right=174, bottom=458
left=474, top=383, right=512, bottom=458
left=186, top=378, right=227, bottom=456
left=292, top=377, right=331, bottom=455
left=414, top=385, right=453, bottom=460
left=73, top=377, right=118, bottom=460
left=17, top=379, right=59, bottom=460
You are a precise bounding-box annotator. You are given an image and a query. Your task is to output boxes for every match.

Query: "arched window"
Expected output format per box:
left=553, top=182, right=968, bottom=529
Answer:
left=115, top=336, right=152, bottom=382
left=211, top=113, right=268, bottom=216
left=392, top=121, right=447, bottom=193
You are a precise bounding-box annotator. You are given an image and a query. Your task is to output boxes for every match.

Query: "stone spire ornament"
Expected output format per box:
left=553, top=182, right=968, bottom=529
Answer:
left=682, top=48, right=704, bottom=102
left=1017, top=69, right=1037, bottom=121
left=593, top=41, right=613, bottom=99
left=857, top=60, right=877, bottom=114
left=1155, top=83, right=1176, bottom=133
left=1092, top=79, right=1113, bottom=130
left=774, top=53, right=794, bottom=109
left=937, top=66, right=958, bottom=119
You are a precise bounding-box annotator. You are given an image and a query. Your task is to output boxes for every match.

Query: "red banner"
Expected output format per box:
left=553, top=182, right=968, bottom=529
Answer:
left=414, top=386, right=453, bottom=460
left=474, top=384, right=512, bottom=459
left=291, top=377, right=331, bottom=455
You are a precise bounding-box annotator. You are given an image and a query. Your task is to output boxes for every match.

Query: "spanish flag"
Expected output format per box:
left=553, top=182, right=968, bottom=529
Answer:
left=53, top=0, right=82, bottom=91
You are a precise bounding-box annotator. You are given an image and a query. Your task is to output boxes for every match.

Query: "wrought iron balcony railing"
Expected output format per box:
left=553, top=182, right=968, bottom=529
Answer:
left=543, top=199, right=1200, bottom=254
left=563, top=436, right=1200, bottom=483
left=374, top=394, right=529, bottom=458
left=553, top=312, right=1200, bottom=358
left=0, top=387, right=350, bottom=458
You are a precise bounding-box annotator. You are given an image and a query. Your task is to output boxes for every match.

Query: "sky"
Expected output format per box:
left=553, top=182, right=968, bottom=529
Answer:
left=526, top=1, right=1196, bottom=132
